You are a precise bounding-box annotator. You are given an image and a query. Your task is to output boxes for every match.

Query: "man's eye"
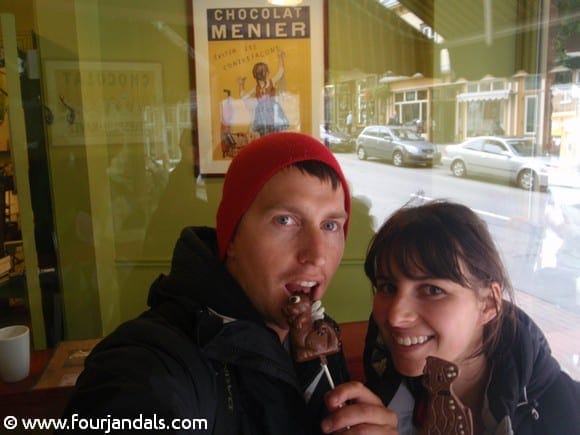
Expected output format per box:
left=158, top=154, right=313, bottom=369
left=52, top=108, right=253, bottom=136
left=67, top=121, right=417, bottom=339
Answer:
left=275, top=215, right=293, bottom=225
left=321, top=221, right=339, bottom=232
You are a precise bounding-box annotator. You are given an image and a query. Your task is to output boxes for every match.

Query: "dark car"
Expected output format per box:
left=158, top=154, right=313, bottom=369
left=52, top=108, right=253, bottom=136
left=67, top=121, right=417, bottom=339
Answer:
left=355, top=125, right=440, bottom=167
left=441, top=136, right=552, bottom=191
left=319, top=124, right=355, bottom=152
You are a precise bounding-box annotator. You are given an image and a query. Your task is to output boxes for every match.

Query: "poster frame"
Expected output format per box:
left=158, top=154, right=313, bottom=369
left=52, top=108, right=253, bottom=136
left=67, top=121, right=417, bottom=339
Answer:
left=191, top=0, right=325, bottom=174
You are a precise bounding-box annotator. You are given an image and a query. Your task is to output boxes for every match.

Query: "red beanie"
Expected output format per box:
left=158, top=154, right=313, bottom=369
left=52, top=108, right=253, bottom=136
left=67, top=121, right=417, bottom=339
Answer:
left=216, top=132, right=351, bottom=260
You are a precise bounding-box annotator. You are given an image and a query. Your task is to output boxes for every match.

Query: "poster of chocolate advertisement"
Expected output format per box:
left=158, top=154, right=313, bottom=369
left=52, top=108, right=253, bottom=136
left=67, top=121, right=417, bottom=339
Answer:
left=192, top=0, right=324, bottom=174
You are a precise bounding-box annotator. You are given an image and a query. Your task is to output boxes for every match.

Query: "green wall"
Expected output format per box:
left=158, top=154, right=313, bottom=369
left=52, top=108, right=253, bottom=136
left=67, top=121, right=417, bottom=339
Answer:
left=28, top=0, right=374, bottom=340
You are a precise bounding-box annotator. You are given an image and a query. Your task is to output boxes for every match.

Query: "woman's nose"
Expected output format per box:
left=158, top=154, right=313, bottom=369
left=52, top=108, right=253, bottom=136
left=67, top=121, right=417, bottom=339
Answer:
left=386, top=291, right=417, bottom=326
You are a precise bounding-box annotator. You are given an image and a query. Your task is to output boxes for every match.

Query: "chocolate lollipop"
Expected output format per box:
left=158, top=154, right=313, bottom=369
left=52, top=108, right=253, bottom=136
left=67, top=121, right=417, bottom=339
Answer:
left=420, top=356, right=473, bottom=435
left=283, top=293, right=341, bottom=386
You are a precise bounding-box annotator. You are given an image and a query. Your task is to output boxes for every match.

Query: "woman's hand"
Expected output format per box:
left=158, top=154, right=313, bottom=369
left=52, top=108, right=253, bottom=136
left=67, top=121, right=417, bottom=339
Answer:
left=321, top=381, right=398, bottom=434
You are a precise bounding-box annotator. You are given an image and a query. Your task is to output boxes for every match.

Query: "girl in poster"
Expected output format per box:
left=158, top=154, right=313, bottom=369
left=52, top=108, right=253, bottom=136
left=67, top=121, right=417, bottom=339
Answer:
left=238, top=48, right=289, bottom=137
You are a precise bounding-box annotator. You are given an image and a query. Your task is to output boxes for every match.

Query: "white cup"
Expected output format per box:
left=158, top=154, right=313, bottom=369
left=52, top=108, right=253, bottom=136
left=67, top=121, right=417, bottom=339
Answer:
left=0, top=325, right=31, bottom=383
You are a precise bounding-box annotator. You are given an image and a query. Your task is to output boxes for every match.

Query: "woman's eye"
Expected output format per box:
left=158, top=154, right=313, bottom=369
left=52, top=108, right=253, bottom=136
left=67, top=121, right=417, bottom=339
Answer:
left=423, top=285, right=445, bottom=296
left=376, top=282, right=396, bottom=294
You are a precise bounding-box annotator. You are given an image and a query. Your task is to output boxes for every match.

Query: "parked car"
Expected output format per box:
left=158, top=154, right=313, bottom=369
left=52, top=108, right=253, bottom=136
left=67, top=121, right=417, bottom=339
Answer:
left=319, top=124, right=355, bottom=152
left=355, top=125, right=440, bottom=167
left=441, top=136, right=552, bottom=191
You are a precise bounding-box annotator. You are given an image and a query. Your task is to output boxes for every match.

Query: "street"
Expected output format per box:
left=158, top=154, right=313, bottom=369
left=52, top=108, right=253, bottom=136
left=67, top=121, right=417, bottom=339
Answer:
left=335, top=153, right=580, bottom=379
left=335, top=153, right=580, bottom=315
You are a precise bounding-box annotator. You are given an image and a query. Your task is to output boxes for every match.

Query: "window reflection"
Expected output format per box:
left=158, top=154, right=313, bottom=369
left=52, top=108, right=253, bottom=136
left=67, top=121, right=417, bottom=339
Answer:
left=0, top=0, right=577, bottom=380
left=327, top=0, right=579, bottom=379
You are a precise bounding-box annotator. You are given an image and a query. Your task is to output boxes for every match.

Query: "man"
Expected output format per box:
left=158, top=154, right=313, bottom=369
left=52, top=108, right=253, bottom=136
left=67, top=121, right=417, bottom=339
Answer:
left=60, top=132, right=352, bottom=434
left=345, top=111, right=353, bottom=134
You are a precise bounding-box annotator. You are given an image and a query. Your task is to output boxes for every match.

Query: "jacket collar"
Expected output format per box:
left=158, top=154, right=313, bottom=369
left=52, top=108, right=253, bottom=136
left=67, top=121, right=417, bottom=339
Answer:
left=148, top=226, right=264, bottom=324
left=147, top=226, right=302, bottom=390
left=484, top=305, right=561, bottom=426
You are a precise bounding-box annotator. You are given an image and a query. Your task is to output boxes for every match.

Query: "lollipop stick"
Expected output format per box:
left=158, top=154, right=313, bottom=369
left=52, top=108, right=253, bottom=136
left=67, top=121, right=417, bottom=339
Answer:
left=321, top=355, right=349, bottom=429
left=320, top=355, right=335, bottom=389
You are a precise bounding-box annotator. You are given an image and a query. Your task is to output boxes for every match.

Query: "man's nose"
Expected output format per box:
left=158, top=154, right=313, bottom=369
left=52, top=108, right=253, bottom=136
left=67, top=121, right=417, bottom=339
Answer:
left=297, top=226, right=327, bottom=267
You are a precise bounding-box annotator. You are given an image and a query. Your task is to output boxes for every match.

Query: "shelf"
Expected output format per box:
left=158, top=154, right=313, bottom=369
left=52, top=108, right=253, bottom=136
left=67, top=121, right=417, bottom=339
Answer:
left=0, top=273, right=25, bottom=295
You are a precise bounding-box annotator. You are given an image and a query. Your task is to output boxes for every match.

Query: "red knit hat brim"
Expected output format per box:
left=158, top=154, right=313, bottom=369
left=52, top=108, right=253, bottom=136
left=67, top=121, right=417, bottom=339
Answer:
left=216, top=132, right=351, bottom=260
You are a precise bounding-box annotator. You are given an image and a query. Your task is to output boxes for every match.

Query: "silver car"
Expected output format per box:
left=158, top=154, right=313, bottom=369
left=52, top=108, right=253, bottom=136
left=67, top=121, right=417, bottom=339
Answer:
left=356, top=126, right=440, bottom=167
left=319, top=124, right=355, bottom=152
left=442, top=136, right=551, bottom=191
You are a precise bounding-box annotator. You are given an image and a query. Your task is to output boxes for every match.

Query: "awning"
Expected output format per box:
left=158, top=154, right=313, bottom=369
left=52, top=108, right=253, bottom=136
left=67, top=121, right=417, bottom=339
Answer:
left=456, top=90, right=514, bottom=102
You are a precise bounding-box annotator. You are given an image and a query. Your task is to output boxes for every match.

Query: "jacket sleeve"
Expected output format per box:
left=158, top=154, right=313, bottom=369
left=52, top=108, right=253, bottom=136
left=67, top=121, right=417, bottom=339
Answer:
left=58, top=317, right=218, bottom=433
left=529, top=372, right=580, bottom=434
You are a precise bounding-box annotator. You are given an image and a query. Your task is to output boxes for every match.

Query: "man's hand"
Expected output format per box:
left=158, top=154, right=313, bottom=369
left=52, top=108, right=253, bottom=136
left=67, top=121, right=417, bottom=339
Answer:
left=321, top=381, right=398, bottom=434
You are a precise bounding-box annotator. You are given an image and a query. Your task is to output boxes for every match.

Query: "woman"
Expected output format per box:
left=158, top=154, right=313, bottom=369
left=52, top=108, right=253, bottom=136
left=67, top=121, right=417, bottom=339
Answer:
left=322, top=200, right=579, bottom=434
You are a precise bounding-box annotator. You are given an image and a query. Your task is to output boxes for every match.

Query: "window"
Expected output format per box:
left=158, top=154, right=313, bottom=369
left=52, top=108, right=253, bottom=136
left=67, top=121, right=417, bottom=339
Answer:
left=525, top=95, right=538, bottom=135
left=509, top=140, right=534, bottom=156
left=394, top=90, right=428, bottom=126
left=525, top=74, right=542, bottom=90
left=1, top=0, right=578, bottom=384
left=554, top=70, right=573, bottom=85
left=492, top=80, right=506, bottom=90
left=464, top=139, right=483, bottom=151
left=483, top=141, right=506, bottom=154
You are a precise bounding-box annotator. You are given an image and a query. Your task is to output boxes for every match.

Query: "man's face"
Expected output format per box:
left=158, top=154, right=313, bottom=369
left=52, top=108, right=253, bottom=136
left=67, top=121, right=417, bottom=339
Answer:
left=225, top=166, right=347, bottom=340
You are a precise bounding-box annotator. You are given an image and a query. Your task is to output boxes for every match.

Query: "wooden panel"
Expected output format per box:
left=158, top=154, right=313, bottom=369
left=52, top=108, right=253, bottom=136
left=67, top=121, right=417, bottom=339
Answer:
left=340, top=320, right=368, bottom=382
left=0, top=386, right=73, bottom=421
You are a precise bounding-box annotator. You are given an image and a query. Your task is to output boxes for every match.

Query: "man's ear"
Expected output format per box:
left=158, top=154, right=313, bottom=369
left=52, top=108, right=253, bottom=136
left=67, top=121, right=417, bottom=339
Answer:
left=226, top=242, right=234, bottom=259
left=481, top=282, right=502, bottom=325
left=226, top=237, right=237, bottom=260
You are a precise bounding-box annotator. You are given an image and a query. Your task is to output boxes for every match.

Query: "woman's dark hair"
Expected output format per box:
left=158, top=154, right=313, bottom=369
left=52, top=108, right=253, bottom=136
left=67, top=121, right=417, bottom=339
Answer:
left=364, top=199, right=516, bottom=359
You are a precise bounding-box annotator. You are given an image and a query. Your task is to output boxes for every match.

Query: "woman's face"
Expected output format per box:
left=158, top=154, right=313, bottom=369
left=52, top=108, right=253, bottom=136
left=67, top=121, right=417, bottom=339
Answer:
left=372, top=262, right=497, bottom=377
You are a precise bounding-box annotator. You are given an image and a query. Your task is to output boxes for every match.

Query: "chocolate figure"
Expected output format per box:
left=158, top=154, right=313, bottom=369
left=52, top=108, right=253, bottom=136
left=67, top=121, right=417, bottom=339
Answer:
left=284, top=293, right=341, bottom=362
left=420, top=356, right=473, bottom=435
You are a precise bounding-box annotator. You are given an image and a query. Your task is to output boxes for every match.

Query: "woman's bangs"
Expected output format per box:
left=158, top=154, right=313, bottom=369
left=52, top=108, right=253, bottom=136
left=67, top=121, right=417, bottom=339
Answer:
left=384, top=224, right=468, bottom=285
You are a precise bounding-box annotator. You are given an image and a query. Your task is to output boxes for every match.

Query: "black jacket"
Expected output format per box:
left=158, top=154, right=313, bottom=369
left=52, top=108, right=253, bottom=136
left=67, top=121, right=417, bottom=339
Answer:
left=61, top=227, right=349, bottom=434
left=364, top=305, right=580, bottom=434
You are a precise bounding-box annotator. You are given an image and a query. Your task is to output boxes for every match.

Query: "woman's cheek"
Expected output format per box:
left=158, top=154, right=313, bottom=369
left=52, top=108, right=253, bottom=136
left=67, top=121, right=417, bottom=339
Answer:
left=372, top=293, right=389, bottom=326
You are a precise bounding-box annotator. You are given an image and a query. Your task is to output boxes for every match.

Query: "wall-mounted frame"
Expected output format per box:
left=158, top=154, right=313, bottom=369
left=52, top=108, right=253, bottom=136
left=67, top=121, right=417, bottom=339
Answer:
left=191, top=0, right=324, bottom=174
left=44, top=61, right=163, bottom=146
left=0, top=65, right=10, bottom=152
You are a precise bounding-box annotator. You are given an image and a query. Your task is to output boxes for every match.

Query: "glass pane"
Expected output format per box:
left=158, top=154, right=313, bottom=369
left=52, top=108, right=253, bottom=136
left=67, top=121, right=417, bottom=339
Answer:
left=1, top=0, right=577, bottom=387
left=525, top=96, right=537, bottom=134
left=327, top=0, right=579, bottom=381
left=525, top=74, right=542, bottom=90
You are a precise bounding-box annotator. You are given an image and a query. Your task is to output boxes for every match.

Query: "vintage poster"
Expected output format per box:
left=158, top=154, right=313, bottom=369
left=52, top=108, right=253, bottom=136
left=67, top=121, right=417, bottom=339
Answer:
left=192, top=0, right=324, bottom=174
left=44, top=61, right=163, bottom=146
